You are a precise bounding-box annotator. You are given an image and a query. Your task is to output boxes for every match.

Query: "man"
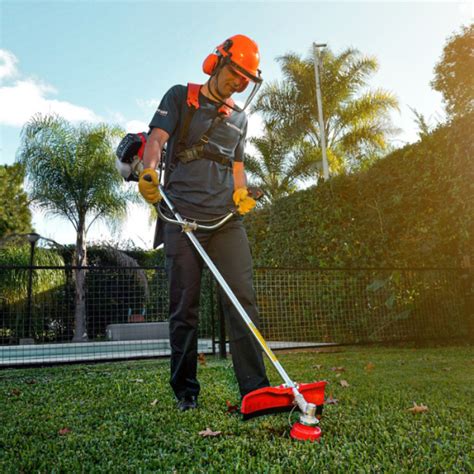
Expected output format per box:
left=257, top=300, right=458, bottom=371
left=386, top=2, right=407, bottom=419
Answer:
left=138, top=34, right=269, bottom=411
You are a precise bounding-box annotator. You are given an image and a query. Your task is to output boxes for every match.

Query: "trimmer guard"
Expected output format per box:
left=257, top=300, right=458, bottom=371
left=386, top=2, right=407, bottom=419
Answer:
left=241, top=381, right=327, bottom=420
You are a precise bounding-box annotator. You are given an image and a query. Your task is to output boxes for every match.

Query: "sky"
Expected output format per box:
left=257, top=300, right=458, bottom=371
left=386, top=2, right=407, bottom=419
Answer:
left=0, top=0, right=472, bottom=248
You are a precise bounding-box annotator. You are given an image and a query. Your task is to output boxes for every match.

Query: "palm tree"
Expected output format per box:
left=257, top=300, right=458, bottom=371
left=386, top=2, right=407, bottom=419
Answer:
left=17, top=114, right=136, bottom=341
left=252, top=47, right=399, bottom=176
left=244, top=122, right=319, bottom=203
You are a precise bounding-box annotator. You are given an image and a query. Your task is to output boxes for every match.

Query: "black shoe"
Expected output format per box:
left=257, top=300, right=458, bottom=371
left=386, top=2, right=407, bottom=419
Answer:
left=177, top=396, right=198, bottom=412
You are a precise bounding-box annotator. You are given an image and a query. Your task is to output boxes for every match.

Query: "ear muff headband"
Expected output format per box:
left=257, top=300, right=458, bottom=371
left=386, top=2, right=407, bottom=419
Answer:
left=202, top=39, right=233, bottom=76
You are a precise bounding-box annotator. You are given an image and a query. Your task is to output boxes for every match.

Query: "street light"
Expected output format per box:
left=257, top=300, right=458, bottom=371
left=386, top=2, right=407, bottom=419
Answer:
left=25, top=232, right=41, bottom=342
left=313, top=42, right=329, bottom=181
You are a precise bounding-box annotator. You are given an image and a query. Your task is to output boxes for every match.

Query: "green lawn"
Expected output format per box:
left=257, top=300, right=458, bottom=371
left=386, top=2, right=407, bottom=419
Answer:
left=1, top=345, right=473, bottom=473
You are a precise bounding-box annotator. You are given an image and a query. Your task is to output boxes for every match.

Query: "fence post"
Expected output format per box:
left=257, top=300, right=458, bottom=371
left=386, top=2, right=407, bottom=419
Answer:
left=461, top=256, right=473, bottom=342
left=25, top=233, right=40, bottom=342
left=209, top=271, right=216, bottom=355
left=217, top=291, right=227, bottom=359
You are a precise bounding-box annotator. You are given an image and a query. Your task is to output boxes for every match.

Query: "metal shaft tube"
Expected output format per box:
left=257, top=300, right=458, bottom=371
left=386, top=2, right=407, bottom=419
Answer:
left=187, top=229, right=296, bottom=387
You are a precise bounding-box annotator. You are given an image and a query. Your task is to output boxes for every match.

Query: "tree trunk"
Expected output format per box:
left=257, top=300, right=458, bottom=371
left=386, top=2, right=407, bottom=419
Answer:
left=72, top=218, right=88, bottom=342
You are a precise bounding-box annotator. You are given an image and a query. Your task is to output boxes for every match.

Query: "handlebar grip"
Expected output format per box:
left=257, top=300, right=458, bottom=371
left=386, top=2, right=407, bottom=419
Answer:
left=248, top=186, right=264, bottom=201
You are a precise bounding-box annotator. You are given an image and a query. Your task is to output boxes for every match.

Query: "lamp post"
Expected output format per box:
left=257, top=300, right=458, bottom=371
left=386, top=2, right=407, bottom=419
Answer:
left=313, top=42, right=329, bottom=181
left=25, top=232, right=41, bottom=341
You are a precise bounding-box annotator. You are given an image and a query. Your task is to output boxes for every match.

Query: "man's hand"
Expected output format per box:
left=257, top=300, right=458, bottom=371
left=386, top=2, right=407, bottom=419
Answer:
left=138, top=168, right=161, bottom=204
left=233, top=187, right=256, bottom=215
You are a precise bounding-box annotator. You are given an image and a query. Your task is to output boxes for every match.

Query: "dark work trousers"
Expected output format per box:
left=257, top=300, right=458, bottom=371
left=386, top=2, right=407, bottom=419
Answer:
left=163, top=218, right=270, bottom=400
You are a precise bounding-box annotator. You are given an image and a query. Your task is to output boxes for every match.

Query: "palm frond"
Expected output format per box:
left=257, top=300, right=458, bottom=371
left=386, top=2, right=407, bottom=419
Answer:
left=252, top=45, right=399, bottom=177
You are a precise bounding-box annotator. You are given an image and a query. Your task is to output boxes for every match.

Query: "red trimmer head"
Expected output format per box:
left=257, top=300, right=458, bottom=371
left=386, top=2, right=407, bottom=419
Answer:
left=290, top=422, right=322, bottom=441
left=241, top=381, right=326, bottom=442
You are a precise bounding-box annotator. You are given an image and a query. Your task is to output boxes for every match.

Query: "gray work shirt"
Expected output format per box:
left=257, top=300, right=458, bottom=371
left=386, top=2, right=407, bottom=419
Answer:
left=149, top=84, right=248, bottom=219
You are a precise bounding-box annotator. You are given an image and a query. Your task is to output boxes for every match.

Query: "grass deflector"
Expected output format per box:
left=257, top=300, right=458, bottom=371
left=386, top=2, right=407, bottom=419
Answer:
left=156, top=185, right=327, bottom=441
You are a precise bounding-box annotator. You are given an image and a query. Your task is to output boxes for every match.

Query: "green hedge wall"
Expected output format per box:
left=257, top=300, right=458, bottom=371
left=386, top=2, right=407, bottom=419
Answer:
left=0, top=246, right=66, bottom=341
left=246, top=113, right=473, bottom=268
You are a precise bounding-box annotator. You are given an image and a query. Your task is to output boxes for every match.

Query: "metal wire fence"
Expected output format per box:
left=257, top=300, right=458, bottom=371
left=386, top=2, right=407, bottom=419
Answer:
left=0, top=265, right=471, bottom=366
left=254, top=268, right=471, bottom=345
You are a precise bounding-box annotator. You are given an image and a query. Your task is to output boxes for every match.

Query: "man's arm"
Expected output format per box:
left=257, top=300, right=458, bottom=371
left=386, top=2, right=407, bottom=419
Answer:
left=138, top=128, right=170, bottom=204
left=143, top=128, right=170, bottom=170
left=232, top=161, right=247, bottom=191
left=232, top=161, right=257, bottom=214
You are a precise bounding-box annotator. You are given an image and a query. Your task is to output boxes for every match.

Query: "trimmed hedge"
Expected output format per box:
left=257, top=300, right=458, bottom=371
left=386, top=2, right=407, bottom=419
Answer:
left=0, top=246, right=66, bottom=341
left=246, top=113, right=473, bottom=268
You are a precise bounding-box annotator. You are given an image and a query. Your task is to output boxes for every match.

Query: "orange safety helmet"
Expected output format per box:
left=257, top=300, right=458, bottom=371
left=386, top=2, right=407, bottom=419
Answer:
left=203, top=34, right=263, bottom=111
left=203, top=34, right=262, bottom=84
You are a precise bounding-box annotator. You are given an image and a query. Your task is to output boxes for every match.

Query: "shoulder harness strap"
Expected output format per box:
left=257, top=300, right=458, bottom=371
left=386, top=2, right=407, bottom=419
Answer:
left=181, top=83, right=234, bottom=137
left=176, top=83, right=201, bottom=147
left=187, top=82, right=234, bottom=115
left=173, top=83, right=234, bottom=170
left=186, top=83, right=201, bottom=109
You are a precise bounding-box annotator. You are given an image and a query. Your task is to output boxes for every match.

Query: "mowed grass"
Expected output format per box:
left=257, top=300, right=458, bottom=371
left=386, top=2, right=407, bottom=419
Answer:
left=1, top=345, right=473, bottom=473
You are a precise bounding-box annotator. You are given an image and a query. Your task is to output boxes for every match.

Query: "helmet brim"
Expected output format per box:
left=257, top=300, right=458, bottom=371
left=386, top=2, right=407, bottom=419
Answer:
left=228, top=59, right=262, bottom=84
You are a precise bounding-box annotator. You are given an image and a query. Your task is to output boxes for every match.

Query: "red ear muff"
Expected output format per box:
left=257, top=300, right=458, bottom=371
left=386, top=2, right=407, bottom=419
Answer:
left=202, top=53, right=219, bottom=75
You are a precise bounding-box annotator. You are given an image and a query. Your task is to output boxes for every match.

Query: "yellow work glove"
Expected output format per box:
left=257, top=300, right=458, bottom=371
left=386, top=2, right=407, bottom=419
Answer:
left=138, top=168, right=161, bottom=204
left=233, top=187, right=256, bottom=215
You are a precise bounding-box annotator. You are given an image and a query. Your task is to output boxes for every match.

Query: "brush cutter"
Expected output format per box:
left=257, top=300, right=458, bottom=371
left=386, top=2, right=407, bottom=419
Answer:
left=155, top=184, right=326, bottom=441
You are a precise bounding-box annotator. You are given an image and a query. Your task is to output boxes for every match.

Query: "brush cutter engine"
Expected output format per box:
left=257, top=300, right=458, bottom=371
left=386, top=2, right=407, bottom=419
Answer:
left=115, top=132, right=148, bottom=182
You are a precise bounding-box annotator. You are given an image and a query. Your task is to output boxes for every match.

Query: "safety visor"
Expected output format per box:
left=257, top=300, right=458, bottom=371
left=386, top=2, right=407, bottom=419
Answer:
left=223, top=59, right=263, bottom=113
